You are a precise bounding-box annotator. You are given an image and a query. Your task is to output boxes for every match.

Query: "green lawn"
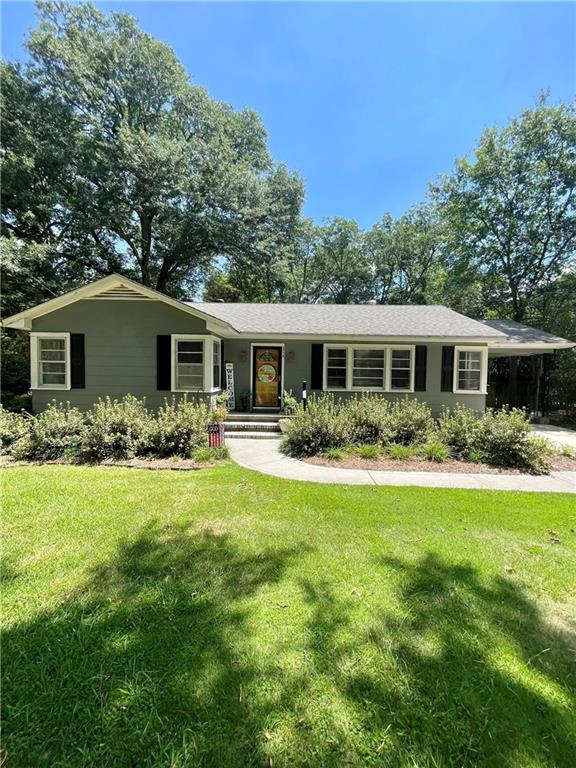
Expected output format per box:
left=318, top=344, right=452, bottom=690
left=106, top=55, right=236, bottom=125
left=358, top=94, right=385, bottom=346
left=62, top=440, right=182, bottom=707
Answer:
left=2, top=464, right=575, bottom=768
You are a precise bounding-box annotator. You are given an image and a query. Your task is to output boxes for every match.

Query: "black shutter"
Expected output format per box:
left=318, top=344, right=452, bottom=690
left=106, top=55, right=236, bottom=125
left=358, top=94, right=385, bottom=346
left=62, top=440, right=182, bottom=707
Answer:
left=441, top=346, right=455, bottom=392
left=70, top=333, right=85, bottom=389
left=220, top=340, right=226, bottom=389
left=311, top=344, right=324, bottom=390
left=157, top=335, right=171, bottom=390
left=414, top=345, right=427, bottom=392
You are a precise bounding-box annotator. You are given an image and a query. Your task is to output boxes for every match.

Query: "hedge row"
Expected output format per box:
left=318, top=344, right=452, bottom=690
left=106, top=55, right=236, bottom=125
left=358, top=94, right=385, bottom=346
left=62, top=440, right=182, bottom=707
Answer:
left=0, top=395, right=227, bottom=462
left=281, top=395, right=552, bottom=474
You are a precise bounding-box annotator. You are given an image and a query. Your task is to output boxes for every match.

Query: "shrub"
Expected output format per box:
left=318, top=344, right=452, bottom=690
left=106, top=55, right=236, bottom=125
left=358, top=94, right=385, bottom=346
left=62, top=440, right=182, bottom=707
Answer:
left=388, top=398, right=436, bottom=445
left=421, top=440, right=451, bottom=463
left=473, top=408, right=550, bottom=473
left=82, top=396, right=153, bottom=461
left=0, top=393, right=32, bottom=413
left=281, top=395, right=351, bottom=456
left=387, top=444, right=418, bottom=460
left=325, top=447, right=346, bottom=460
left=149, top=397, right=212, bottom=458
left=193, top=446, right=229, bottom=462
left=345, top=396, right=392, bottom=445
left=11, top=402, right=86, bottom=461
left=0, top=406, right=30, bottom=453
left=213, top=392, right=229, bottom=423
left=350, top=443, right=382, bottom=459
left=438, top=403, right=482, bottom=455
left=515, top=435, right=553, bottom=475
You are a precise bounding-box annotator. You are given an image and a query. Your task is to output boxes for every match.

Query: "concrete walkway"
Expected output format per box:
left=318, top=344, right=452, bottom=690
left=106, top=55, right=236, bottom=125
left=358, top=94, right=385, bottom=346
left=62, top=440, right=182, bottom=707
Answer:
left=531, top=424, right=576, bottom=450
left=227, top=438, right=576, bottom=493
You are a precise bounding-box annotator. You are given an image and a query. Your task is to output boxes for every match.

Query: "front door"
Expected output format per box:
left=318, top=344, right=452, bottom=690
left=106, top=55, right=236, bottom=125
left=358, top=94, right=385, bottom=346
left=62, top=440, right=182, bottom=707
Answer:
left=253, top=346, right=282, bottom=408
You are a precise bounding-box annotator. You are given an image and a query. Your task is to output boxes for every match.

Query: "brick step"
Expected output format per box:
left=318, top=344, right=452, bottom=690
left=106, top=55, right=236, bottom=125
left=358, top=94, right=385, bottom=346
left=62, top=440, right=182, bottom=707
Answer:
left=225, top=431, right=281, bottom=440
left=225, top=421, right=281, bottom=433
left=226, top=412, right=281, bottom=423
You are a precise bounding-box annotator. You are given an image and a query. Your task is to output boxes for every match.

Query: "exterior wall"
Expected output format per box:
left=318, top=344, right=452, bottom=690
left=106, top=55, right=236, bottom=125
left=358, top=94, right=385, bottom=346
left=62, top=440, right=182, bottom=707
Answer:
left=224, top=339, right=486, bottom=414
left=30, top=300, right=487, bottom=414
left=31, top=299, right=216, bottom=412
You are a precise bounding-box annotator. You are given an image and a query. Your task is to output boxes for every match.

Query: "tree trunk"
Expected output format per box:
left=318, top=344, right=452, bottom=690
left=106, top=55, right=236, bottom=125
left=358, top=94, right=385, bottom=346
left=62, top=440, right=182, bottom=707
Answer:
left=139, top=212, right=153, bottom=287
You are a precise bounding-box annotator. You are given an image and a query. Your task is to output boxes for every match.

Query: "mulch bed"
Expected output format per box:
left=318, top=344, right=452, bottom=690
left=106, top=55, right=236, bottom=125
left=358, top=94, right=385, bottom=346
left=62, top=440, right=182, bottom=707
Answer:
left=304, top=454, right=576, bottom=475
left=0, top=455, right=212, bottom=471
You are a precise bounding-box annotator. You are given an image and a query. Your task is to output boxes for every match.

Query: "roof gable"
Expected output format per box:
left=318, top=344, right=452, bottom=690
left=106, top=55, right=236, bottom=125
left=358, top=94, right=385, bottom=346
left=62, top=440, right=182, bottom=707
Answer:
left=2, top=274, right=236, bottom=333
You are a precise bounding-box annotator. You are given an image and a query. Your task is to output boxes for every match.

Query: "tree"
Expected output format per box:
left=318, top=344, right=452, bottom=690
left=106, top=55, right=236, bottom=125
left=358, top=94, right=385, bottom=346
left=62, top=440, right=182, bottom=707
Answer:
left=365, top=207, right=445, bottom=305
left=433, top=99, right=576, bottom=322
left=221, top=165, right=304, bottom=302
left=311, top=218, right=374, bottom=304
left=2, top=0, right=292, bottom=296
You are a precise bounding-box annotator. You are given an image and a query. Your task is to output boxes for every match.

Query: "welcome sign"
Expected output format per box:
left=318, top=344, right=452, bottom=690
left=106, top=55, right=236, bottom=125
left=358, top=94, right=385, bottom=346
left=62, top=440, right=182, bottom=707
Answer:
left=225, top=362, right=235, bottom=411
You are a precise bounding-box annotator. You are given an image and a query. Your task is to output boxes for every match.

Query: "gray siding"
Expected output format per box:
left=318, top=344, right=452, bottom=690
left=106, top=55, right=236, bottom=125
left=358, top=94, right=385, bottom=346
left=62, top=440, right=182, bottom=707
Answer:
left=224, top=339, right=486, bottom=414
left=31, top=301, right=487, bottom=414
left=32, top=299, right=214, bottom=412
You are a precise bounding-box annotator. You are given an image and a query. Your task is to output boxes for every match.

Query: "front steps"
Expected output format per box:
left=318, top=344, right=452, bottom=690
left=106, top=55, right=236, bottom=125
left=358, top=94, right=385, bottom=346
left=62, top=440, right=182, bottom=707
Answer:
left=225, top=412, right=282, bottom=440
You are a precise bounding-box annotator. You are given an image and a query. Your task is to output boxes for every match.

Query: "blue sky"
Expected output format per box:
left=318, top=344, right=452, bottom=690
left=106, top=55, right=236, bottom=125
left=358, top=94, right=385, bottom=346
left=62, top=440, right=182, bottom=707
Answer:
left=2, top=1, right=574, bottom=227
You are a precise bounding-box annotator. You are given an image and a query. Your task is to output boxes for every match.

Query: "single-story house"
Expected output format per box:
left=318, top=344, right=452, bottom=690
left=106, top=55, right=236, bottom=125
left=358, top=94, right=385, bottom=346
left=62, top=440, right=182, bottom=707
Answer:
left=3, top=274, right=574, bottom=414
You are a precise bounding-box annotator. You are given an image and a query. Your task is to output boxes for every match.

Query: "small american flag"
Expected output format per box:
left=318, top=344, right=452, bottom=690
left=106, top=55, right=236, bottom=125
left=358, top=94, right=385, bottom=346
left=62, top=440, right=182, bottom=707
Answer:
left=208, top=423, right=225, bottom=448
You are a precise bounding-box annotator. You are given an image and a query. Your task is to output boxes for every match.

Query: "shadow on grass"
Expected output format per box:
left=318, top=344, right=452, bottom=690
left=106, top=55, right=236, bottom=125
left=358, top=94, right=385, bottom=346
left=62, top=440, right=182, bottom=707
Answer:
left=3, top=523, right=304, bottom=767
left=297, top=553, right=575, bottom=766
left=3, top=535, right=575, bottom=767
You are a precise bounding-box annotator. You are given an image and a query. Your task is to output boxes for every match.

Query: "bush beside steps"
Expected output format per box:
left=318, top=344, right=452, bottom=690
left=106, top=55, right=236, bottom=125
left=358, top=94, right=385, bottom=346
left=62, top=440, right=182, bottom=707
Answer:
left=281, top=396, right=554, bottom=474
left=0, top=395, right=229, bottom=465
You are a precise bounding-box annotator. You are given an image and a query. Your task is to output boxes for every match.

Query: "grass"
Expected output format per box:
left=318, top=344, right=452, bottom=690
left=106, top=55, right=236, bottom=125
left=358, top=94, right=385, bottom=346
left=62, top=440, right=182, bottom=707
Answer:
left=2, top=464, right=575, bottom=768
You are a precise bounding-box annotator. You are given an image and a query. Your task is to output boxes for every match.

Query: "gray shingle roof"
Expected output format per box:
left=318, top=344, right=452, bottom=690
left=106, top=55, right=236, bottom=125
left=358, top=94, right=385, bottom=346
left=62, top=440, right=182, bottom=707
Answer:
left=478, top=319, right=574, bottom=346
left=187, top=302, right=505, bottom=338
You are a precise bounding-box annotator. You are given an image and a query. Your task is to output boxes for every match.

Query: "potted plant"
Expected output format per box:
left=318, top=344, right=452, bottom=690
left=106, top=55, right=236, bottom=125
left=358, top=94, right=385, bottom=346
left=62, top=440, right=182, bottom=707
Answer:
left=238, top=390, right=252, bottom=412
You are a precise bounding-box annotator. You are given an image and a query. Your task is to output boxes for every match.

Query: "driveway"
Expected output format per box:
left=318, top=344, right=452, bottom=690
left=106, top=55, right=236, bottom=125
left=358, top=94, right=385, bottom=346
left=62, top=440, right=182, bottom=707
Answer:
left=531, top=424, right=576, bottom=450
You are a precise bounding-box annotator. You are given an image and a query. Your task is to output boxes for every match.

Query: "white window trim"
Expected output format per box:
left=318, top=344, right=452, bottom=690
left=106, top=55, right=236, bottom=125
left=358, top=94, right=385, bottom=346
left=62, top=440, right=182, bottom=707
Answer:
left=30, top=332, right=71, bottom=390
left=453, top=346, right=488, bottom=395
left=171, top=335, right=222, bottom=393
left=323, top=344, right=415, bottom=393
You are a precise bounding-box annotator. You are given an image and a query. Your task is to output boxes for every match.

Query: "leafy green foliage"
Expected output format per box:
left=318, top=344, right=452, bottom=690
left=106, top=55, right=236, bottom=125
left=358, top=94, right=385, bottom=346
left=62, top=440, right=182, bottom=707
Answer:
left=386, top=443, right=419, bottom=460
left=387, top=398, right=436, bottom=446
left=434, top=98, right=576, bottom=322
left=345, top=395, right=392, bottom=445
left=350, top=444, right=383, bottom=459
left=281, top=395, right=351, bottom=456
left=0, top=407, right=31, bottom=451
left=473, top=408, right=551, bottom=473
left=438, top=403, right=482, bottom=455
left=10, top=402, right=86, bottom=461
left=1, top=395, right=225, bottom=463
left=421, top=440, right=451, bottom=463
left=81, top=396, right=154, bottom=461
left=192, top=446, right=229, bottom=462
left=281, top=396, right=553, bottom=473
left=150, top=398, right=212, bottom=458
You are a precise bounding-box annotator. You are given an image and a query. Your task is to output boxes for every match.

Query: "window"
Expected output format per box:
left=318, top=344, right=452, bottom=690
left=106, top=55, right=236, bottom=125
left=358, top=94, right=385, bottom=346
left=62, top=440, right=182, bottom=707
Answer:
left=324, top=345, right=414, bottom=392
left=212, top=340, right=221, bottom=390
left=326, top=347, right=347, bottom=389
left=352, top=348, right=385, bottom=388
left=175, top=338, right=204, bottom=391
left=31, top=334, right=70, bottom=389
left=454, top=347, right=486, bottom=393
left=390, top=348, right=413, bottom=391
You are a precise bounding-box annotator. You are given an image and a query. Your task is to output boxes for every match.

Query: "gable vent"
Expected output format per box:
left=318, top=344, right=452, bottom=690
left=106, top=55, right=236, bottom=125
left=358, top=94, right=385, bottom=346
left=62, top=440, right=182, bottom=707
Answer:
left=89, top=285, right=151, bottom=300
